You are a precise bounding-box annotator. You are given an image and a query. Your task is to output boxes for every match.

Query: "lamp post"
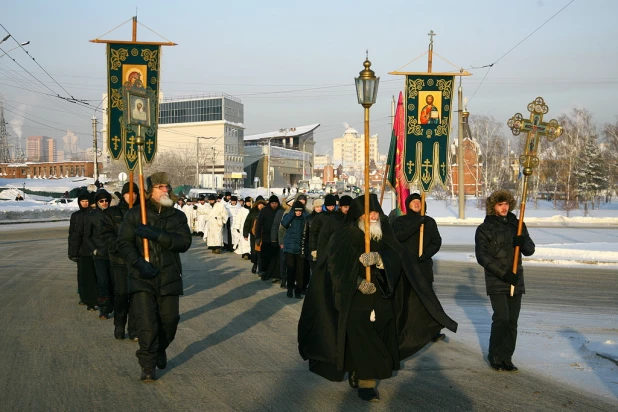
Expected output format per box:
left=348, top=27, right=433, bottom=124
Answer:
left=354, top=53, right=379, bottom=282
left=22, top=182, right=25, bottom=199
left=0, top=41, right=30, bottom=59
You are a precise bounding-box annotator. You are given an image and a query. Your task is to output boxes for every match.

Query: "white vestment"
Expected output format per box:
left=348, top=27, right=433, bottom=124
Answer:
left=233, top=206, right=251, bottom=255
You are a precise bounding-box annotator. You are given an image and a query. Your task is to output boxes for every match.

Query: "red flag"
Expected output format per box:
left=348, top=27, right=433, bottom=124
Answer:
left=386, top=92, right=410, bottom=213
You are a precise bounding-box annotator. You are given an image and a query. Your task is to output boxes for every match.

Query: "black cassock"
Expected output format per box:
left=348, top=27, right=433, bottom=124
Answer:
left=297, top=196, right=457, bottom=382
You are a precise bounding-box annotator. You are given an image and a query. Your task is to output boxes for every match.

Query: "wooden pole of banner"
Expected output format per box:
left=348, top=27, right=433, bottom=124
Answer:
left=128, top=19, right=137, bottom=209
left=379, top=164, right=390, bottom=206
left=419, top=30, right=436, bottom=257
left=135, top=126, right=150, bottom=261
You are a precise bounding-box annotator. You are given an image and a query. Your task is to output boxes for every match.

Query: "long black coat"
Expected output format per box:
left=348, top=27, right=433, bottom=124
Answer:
left=100, top=197, right=133, bottom=264
left=117, top=199, right=192, bottom=296
left=475, top=212, right=535, bottom=295
left=308, top=209, right=334, bottom=252
left=68, top=195, right=91, bottom=258
left=393, top=212, right=441, bottom=283
left=83, top=207, right=111, bottom=259
left=316, top=211, right=345, bottom=257
left=298, top=216, right=457, bottom=381
left=254, top=204, right=282, bottom=243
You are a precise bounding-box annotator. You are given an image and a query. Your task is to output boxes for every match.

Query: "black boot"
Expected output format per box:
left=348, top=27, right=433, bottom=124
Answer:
left=98, top=299, right=110, bottom=320
left=114, top=326, right=125, bottom=340
left=358, top=388, right=379, bottom=402
left=348, top=371, right=358, bottom=388
left=502, top=360, right=519, bottom=372
left=287, top=289, right=293, bottom=298
left=280, top=278, right=287, bottom=289
left=141, top=367, right=156, bottom=382
left=488, top=355, right=503, bottom=371
left=251, top=263, right=257, bottom=274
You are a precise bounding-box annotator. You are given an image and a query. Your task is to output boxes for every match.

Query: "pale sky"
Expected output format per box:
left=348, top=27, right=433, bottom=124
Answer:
left=1, top=0, right=616, bottom=157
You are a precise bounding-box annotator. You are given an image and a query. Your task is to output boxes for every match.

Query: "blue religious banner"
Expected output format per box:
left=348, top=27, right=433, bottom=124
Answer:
left=106, top=43, right=160, bottom=170
left=404, top=74, right=454, bottom=191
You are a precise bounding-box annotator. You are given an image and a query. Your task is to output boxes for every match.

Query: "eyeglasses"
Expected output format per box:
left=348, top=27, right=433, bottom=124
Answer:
left=98, top=199, right=109, bottom=204
left=153, top=184, right=170, bottom=191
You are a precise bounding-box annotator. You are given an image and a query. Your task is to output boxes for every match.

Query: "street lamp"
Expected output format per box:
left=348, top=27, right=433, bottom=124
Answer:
left=354, top=53, right=379, bottom=282
left=1, top=34, right=10, bottom=44
left=0, top=41, right=30, bottom=59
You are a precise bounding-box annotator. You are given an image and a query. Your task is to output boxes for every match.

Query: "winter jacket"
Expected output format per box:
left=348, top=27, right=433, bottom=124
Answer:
left=308, top=209, right=334, bottom=252
left=281, top=209, right=309, bottom=254
left=100, top=197, right=134, bottom=264
left=68, top=191, right=91, bottom=259
left=254, top=204, right=282, bottom=243
left=83, top=189, right=112, bottom=259
left=393, top=196, right=442, bottom=283
left=117, top=199, right=192, bottom=296
left=475, top=212, right=535, bottom=295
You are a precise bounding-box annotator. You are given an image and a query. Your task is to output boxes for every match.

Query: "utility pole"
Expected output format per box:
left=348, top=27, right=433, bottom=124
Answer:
left=0, top=101, right=11, bottom=163
left=92, top=116, right=99, bottom=181
left=457, top=79, right=465, bottom=219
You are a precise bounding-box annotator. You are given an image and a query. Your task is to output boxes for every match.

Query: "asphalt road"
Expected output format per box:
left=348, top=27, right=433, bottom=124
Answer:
left=0, top=225, right=616, bottom=411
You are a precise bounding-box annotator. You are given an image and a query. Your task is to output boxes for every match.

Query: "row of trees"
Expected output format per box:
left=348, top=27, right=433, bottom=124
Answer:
left=449, top=108, right=617, bottom=213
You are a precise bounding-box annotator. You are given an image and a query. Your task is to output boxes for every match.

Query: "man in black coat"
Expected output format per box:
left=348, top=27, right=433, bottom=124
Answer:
left=68, top=188, right=98, bottom=310
left=393, top=192, right=444, bottom=342
left=475, top=189, right=535, bottom=372
left=100, top=182, right=139, bottom=340
left=298, top=194, right=457, bottom=402
left=308, top=194, right=336, bottom=262
left=243, top=199, right=266, bottom=274
left=254, top=195, right=282, bottom=281
left=315, top=195, right=352, bottom=257
left=84, top=188, right=114, bottom=319
left=117, top=172, right=192, bottom=382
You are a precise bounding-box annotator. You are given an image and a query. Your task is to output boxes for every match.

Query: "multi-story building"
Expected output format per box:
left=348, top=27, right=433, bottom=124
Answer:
left=244, top=124, right=319, bottom=189
left=332, top=126, right=379, bottom=168
left=102, top=93, right=245, bottom=190
left=26, top=136, right=55, bottom=162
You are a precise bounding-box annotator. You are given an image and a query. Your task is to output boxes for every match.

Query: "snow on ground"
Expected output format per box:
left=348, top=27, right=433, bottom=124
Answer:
left=441, top=301, right=618, bottom=400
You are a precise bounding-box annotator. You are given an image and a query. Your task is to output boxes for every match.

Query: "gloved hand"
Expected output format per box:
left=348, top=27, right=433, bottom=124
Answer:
left=193, top=205, right=198, bottom=210
left=503, top=271, right=519, bottom=286
left=513, top=235, right=526, bottom=247
left=69, top=256, right=79, bottom=263
left=358, top=279, right=376, bottom=295
left=418, top=216, right=426, bottom=225
left=418, top=253, right=428, bottom=263
left=311, top=250, right=317, bottom=259
left=359, top=252, right=382, bottom=267
left=136, top=224, right=172, bottom=248
left=133, top=258, right=158, bottom=279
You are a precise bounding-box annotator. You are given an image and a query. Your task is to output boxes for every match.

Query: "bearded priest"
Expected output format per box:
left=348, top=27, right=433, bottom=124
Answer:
left=298, top=194, right=457, bottom=402
left=117, top=172, right=192, bottom=382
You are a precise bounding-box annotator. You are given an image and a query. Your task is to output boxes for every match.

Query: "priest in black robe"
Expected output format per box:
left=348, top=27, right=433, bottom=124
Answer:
left=298, top=194, right=457, bottom=402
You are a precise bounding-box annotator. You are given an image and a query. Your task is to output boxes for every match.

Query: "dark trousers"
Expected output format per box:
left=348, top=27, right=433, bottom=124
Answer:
left=285, top=253, right=304, bottom=292
left=131, top=292, right=180, bottom=368
left=488, top=293, right=522, bottom=361
left=78, top=256, right=98, bottom=307
left=93, top=258, right=114, bottom=309
left=111, top=263, right=134, bottom=333
left=259, top=241, right=279, bottom=277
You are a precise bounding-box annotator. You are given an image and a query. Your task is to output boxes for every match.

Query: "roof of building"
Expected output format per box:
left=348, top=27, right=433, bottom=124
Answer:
left=245, top=123, right=320, bottom=141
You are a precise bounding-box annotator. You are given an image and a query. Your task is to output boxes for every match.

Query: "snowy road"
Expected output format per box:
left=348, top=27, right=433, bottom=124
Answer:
left=0, top=225, right=616, bottom=410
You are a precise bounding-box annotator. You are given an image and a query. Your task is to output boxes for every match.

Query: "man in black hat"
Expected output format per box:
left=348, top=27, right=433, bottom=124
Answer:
left=117, top=172, right=192, bottom=382
left=68, top=188, right=98, bottom=311
left=254, top=195, right=282, bottom=280
left=393, top=192, right=445, bottom=342
left=316, top=194, right=353, bottom=258
left=298, top=194, right=457, bottom=402
left=475, top=189, right=535, bottom=372
left=84, top=188, right=114, bottom=319
left=308, top=194, right=336, bottom=262
left=100, top=182, right=139, bottom=340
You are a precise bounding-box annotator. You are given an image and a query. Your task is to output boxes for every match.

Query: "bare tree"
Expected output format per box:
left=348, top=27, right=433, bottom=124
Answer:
left=468, top=115, right=510, bottom=198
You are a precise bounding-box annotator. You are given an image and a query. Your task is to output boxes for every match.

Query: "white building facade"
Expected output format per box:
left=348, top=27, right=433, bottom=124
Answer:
left=332, top=126, right=379, bottom=168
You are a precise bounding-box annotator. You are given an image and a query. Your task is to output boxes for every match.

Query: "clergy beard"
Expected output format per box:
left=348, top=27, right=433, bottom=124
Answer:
left=358, top=219, right=383, bottom=242
left=156, top=193, right=174, bottom=207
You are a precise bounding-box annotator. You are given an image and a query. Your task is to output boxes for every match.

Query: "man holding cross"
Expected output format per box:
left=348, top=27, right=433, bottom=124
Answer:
left=475, top=189, right=535, bottom=372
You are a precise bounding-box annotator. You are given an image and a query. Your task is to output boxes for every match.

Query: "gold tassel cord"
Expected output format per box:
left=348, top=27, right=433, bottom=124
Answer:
left=93, top=17, right=135, bottom=41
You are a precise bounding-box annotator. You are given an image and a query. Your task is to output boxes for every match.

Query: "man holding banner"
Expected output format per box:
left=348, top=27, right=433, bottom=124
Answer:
left=117, top=172, right=192, bottom=382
